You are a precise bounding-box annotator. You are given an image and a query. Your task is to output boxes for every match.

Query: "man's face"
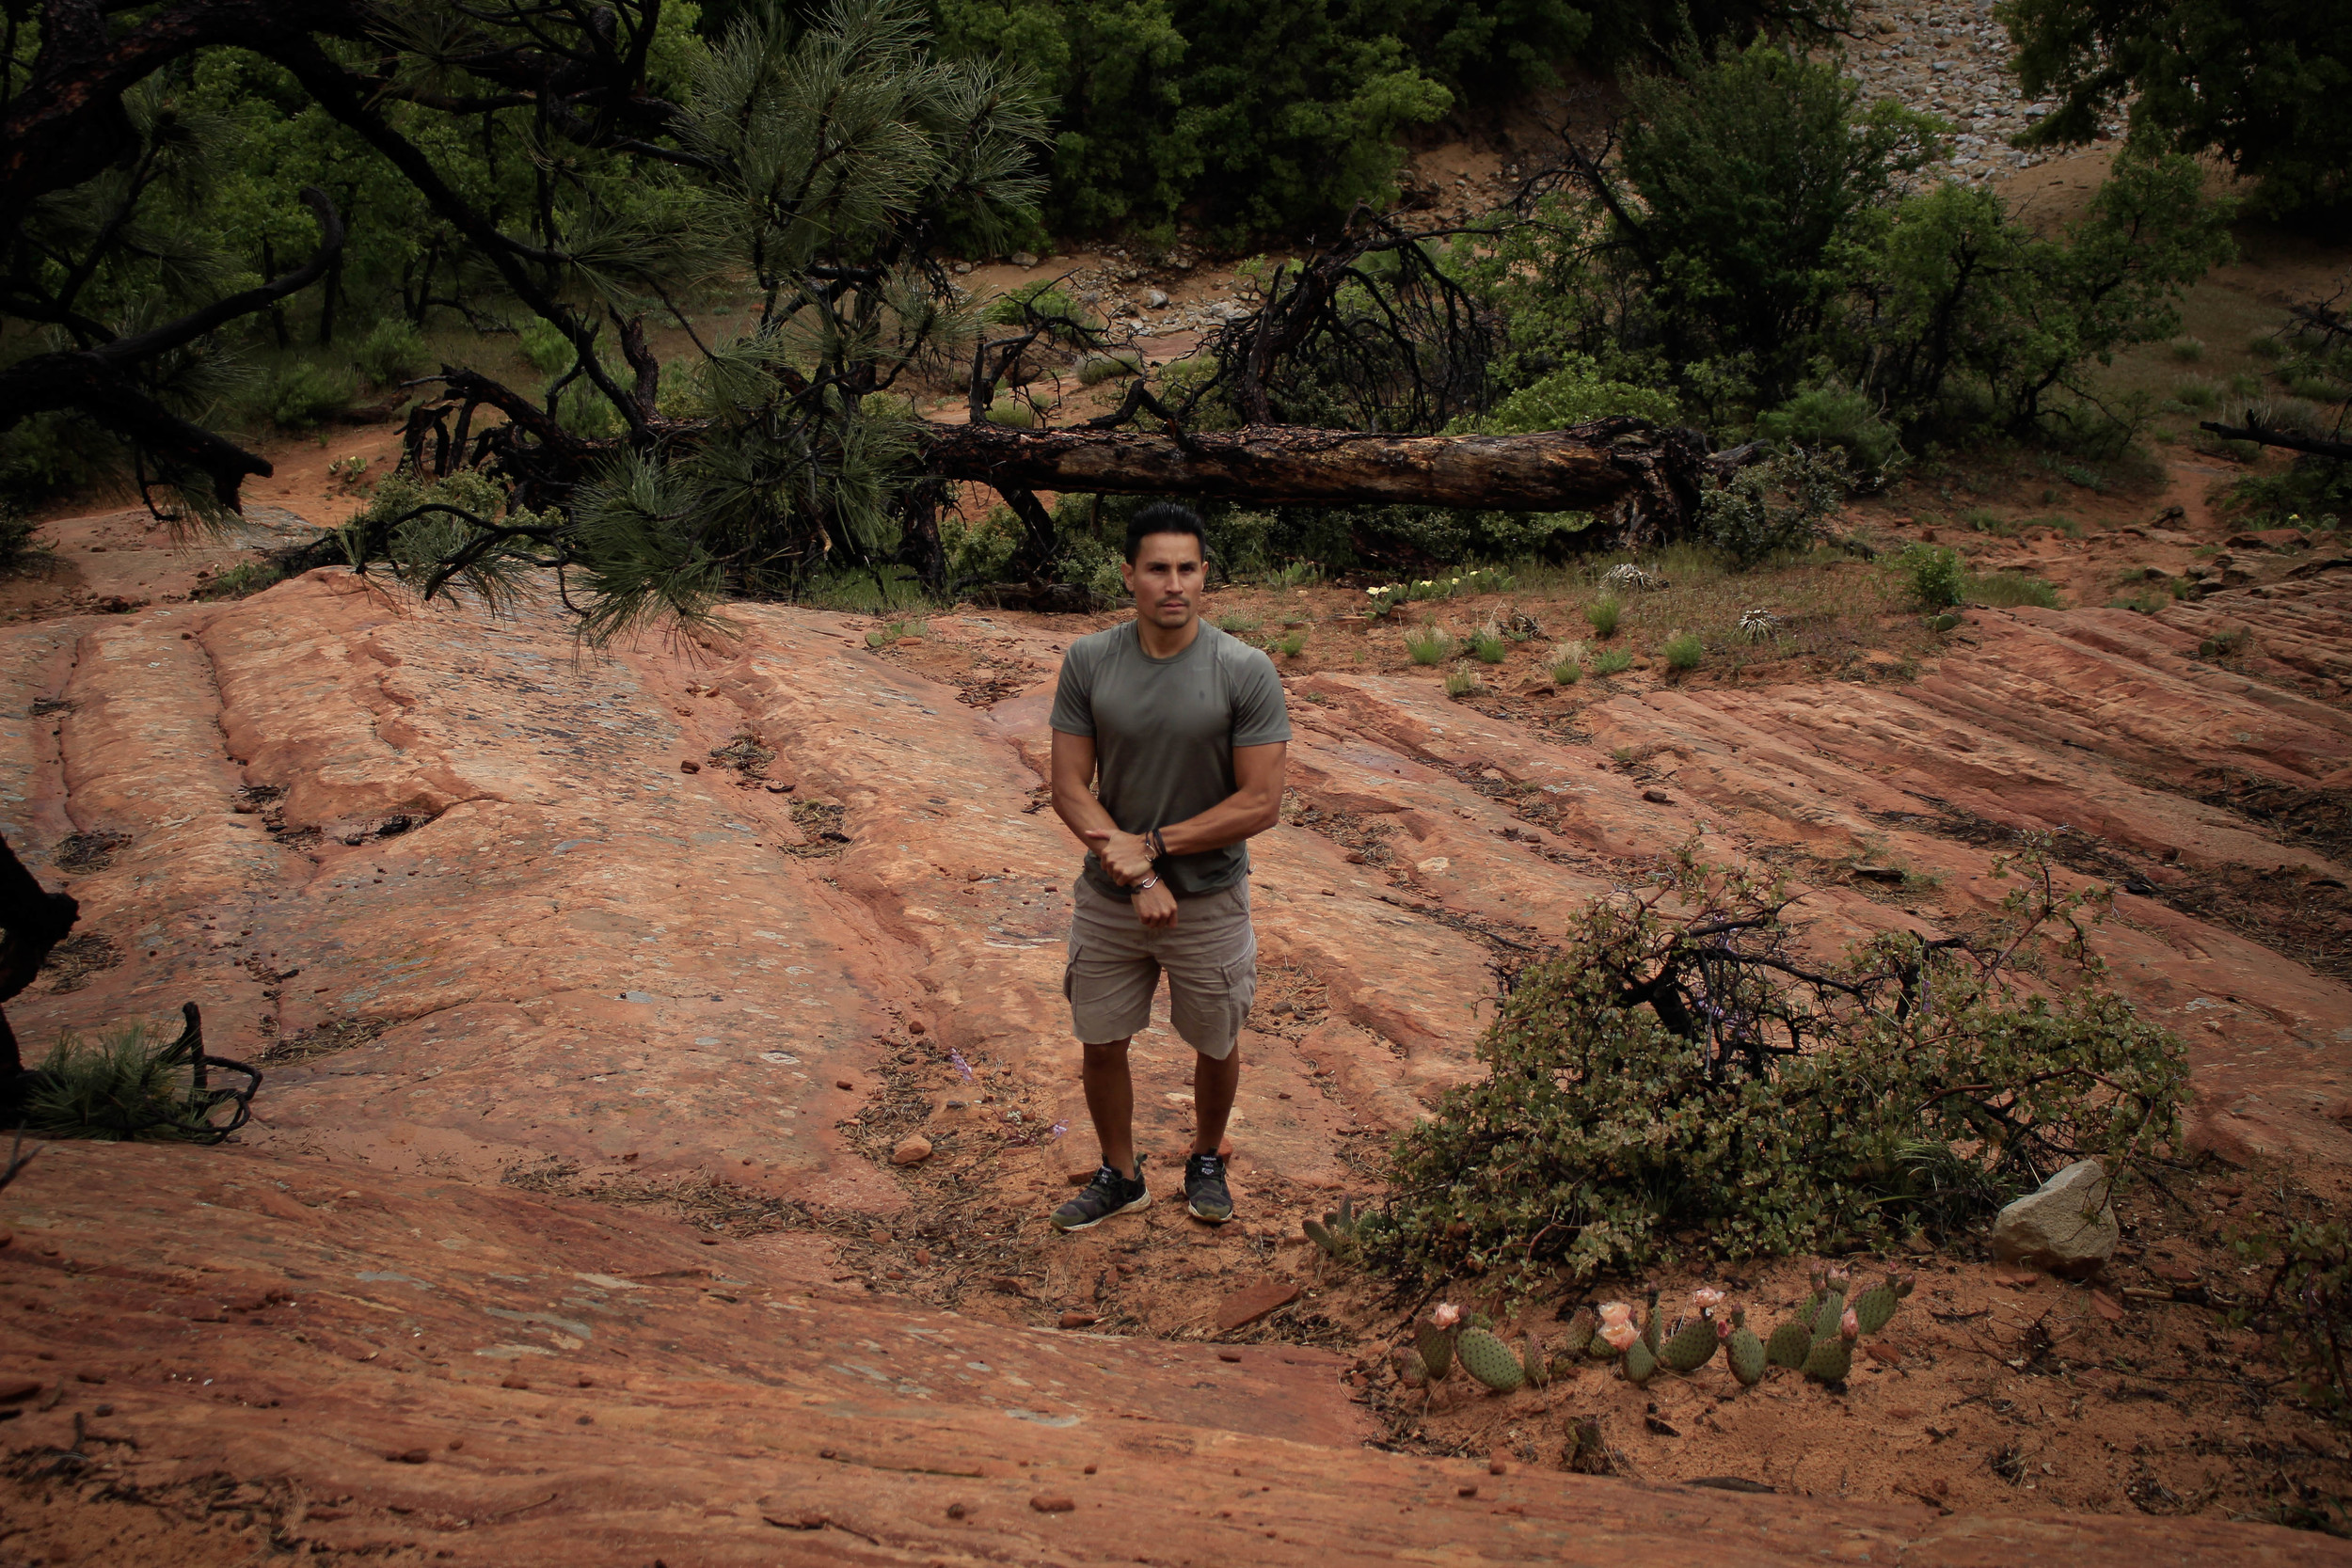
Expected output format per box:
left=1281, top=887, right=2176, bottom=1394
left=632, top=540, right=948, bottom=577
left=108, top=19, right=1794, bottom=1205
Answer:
left=1120, top=531, right=1205, bottom=630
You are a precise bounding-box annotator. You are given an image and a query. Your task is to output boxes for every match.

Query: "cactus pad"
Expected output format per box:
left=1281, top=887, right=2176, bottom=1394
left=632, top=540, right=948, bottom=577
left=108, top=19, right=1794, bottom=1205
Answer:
left=1457, top=1328, right=1526, bottom=1393
left=1623, top=1338, right=1658, bottom=1386
left=1416, top=1322, right=1455, bottom=1381
left=1852, top=1282, right=1899, bottom=1336
left=1643, top=1291, right=1662, bottom=1354
left=1725, top=1325, right=1768, bottom=1386
left=1557, top=1307, right=1597, bottom=1356
left=1764, top=1319, right=1812, bottom=1369
left=1802, top=1333, right=1853, bottom=1384
left=1810, top=1291, right=1847, bottom=1342
left=1520, top=1333, right=1549, bottom=1388
left=1661, top=1311, right=1719, bottom=1373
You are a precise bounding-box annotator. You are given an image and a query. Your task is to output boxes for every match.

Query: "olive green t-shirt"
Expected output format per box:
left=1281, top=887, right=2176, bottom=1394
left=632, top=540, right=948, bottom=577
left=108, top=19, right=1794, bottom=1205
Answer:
left=1048, top=620, right=1291, bottom=900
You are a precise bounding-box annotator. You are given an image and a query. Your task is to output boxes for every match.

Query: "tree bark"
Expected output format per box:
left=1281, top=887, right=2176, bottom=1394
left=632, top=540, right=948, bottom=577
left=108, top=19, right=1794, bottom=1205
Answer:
left=918, top=416, right=1718, bottom=538
left=2201, top=420, right=2352, bottom=463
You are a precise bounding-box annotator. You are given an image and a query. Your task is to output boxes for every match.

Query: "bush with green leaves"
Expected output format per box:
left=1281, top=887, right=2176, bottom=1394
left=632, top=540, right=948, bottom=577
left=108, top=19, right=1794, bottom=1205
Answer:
left=262, top=358, right=356, bottom=429
left=1585, top=595, right=1621, bottom=637
left=1467, top=627, right=1508, bottom=663
left=1697, top=447, right=1851, bottom=566
left=353, top=320, right=429, bottom=388
left=30, top=1018, right=248, bottom=1141
left=1589, top=646, right=1633, bottom=675
left=1661, top=631, right=1704, bottom=669
left=1365, top=840, right=2189, bottom=1294
left=1753, top=383, right=1905, bottom=485
left=1406, top=624, right=1452, bottom=665
left=1470, top=355, right=1679, bottom=434
left=1971, top=570, right=2061, bottom=609
left=1902, top=543, right=1966, bottom=608
left=2234, top=1219, right=2351, bottom=1416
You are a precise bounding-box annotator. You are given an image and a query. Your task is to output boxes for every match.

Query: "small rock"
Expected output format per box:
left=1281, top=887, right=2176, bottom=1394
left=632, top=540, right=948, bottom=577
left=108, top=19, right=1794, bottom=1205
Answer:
left=835, top=1079, right=853, bottom=1090
left=2090, top=1289, right=2126, bottom=1323
left=891, top=1135, right=933, bottom=1165
left=1145, top=289, right=1168, bottom=309
left=1010, top=252, right=1039, bottom=268
left=765, top=781, right=795, bottom=793
left=679, top=759, right=701, bottom=773
left=501, top=1374, right=530, bottom=1389
left=1058, top=1309, right=1098, bottom=1329
left=1214, top=1279, right=1299, bottom=1331
left=907, top=1021, right=926, bottom=1035
left=1488, top=1453, right=1509, bottom=1475
left=1217, top=1351, right=1242, bottom=1363
left=1456, top=1483, right=1480, bottom=1498
left=1067, top=1168, right=1097, bottom=1186
left=1992, top=1158, right=2120, bottom=1278
left=389, top=1448, right=431, bottom=1465
left=946, top=1501, right=970, bottom=1519
left=1030, top=1494, right=1075, bottom=1513
left=0, top=1380, right=40, bottom=1403
left=1864, top=1338, right=1902, bottom=1366
left=1642, top=788, right=1674, bottom=804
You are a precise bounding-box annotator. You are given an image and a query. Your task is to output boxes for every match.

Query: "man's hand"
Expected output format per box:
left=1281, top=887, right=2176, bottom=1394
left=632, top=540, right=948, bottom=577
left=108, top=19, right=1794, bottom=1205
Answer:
left=1133, top=879, right=1179, bottom=929
left=1083, top=828, right=1156, bottom=885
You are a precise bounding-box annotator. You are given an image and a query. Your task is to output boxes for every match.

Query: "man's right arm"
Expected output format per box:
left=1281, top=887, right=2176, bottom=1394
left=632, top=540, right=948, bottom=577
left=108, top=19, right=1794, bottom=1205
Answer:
left=1050, top=730, right=1120, bottom=850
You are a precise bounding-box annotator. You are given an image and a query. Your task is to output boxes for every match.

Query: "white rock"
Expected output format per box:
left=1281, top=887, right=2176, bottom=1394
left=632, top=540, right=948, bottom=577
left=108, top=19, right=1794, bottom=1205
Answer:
left=1145, top=288, right=1169, bottom=309
left=1992, top=1159, right=2119, bottom=1277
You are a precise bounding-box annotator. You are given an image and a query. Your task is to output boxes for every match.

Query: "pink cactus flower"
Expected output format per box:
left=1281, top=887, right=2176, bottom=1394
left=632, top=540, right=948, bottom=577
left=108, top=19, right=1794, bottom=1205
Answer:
left=1597, top=1301, right=1634, bottom=1330
left=1432, top=1303, right=1462, bottom=1329
left=1691, top=1287, right=1725, bottom=1309
left=1839, top=1306, right=1860, bottom=1341
left=1598, top=1319, right=1641, bottom=1352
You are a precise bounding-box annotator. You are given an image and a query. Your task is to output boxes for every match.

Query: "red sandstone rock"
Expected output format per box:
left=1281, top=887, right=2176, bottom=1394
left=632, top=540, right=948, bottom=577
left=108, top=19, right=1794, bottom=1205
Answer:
left=1216, top=1280, right=1300, bottom=1331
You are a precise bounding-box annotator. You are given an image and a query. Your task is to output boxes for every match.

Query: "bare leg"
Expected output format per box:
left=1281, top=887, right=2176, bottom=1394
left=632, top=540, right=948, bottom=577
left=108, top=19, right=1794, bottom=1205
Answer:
left=1080, top=1038, right=1137, bottom=1177
left=1191, top=1043, right=1241, bottom=1156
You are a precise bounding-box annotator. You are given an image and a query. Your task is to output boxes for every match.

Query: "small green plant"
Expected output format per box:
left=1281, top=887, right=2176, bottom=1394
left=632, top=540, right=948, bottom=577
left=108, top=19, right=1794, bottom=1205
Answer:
left=1970, top=571, right=2060, bottom=609
left=865, top=617, right=930, bottom=647
left=1443, top=669, right=1478, bottom=697
left=2249, top=333, right=2286, bottom=360
left=354, top=319, right=430, bottom=387
left=1406, top=625, right=1452, bottom=665
left=2172, top=376, right=2222, bottom=412
left=2169, top=336, right=2205, bottom=362
left=30, top=1015, right=255, bottom=1142
left=984, top=398, right=1035, bottom=428
left=2200, top=625, right=2253, bottom=659
left=1585, top=596, right=1622, bottom=638
left=327, top=454, right=373, bottom=494
left=0, top=504, right=40, bottom=576
left=1276, top=629, right=1308, bottom=657
left=1215, top=611, right=1262, bottom=633
left=1661, top=632, right=1704, bottom=671
left=1590, top=647, right=1633, bottom=676
left=520, top=318, right=576, bottom=375
left=1263, top=561, right=1322, bottom=589
left=1697, top=447, right=1852, bottom=562
left=1077, top=349, right=1144, bottom=386
left=1362, top=585, right=1404, bottom=619
left=1467, top=627, right=1507, bottom=664
left=2288, top=372, right=2347, bottom=404
left=1550, top=656, right=1583, bottom=685
left=195, top=561, right=285, bottom=601
left=1901, top=544, right=1966, bottom=609
left=1302, top=1196, right=1363, bottom=1259
left=264, top=359, right=357, bottom=429
left=2233, top=1219, right=2349, bottom=1416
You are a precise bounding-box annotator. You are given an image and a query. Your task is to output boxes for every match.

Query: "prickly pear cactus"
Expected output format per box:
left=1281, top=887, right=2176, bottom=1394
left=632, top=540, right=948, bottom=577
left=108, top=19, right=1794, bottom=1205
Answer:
left=1726, top=1323, right=1768, bottom=1386
left=1643, top=1291, right=1662, bottom=1355
left=1623, top=1338, right=1659, bottom=1386
left=1521, top=1333, right=1549, bottom=1388
left=1810, top=1291, right=1848, bottom=1342
left=1557, top=1307, right=1597, bottom=1357
left=1802, top=1332, right=1853, bottom=1384
left=1661, top=1311, right=1719, bottom=1373
left=1417, top=1320, right=1456, bottom=1381
left=1764, top=1318, right=1812, bottom=1369
left=1303, top=1196, right=1362, bottom=1259
left=1457, top=1328, right=1526, bottom=1393
left=1851, top=1283, right=1897, bottom=1336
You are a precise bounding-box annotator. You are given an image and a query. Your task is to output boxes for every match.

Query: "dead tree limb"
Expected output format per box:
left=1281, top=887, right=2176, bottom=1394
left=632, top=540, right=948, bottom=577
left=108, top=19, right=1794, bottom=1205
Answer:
left=2201, top=420, right=2352, bottom=463
left=919, top=416, right=1724, bottom=543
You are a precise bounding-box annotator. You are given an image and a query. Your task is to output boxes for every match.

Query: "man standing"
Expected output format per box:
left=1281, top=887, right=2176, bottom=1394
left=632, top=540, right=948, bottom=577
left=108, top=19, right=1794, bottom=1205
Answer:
left=1045, top=502, right=1289, bottom=1230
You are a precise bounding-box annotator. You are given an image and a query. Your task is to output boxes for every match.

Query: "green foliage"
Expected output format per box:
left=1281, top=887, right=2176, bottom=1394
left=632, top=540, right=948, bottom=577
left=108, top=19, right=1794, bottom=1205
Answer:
left=1661, top=631, right=1704, bottom=669
left=985, top=397, right=1037, bottom=427
left=1971, top=570, right=2061, bottom=609
left=866, top=617, right=930, bottom=646
left=1275, top=629, right=1308, bottom=657
left=262, top=358, right=356, bottom=429
left=2002, top=0, right=2352, bottom=217
left=1406, top=624, right=1452, bottom=664
left=1585, top=595, right=1621, bottom=637
left=2233, top=1220, right=2351, bottom=1415
left=195, top=560, right=285, bottom=600
left=1467, top=627, right=1508, bottom=663
left=339, top=470, right=559, bottom=614
left=1364, top=840, right=2189, bottom=1294
left=521, top=319, right=578, bottom=376
left=1443, top=668, right=1478, bottom=696
left=0, top=503, right=40, bottom=576
left=1589, top=646, right=1633, bottom=675
left=1697, top=447, right=1851, bottom=565
left=1078, top=349, right=1144, bottom=386
left=353, top=320, right=429, bottom=388
left=1550, top=654, right=1583, bottom=684
left=1901, top=543, right=1966, bottom=608
left=1472, top=356, right=1679, bottom=433
left=1753, top=383, right=1905, bottom=484
left=30, top=1021, right=226, bottom=1141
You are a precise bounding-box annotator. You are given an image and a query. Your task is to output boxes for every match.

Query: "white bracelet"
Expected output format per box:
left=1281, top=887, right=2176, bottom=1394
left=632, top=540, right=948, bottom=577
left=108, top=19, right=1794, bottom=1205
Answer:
left=1136, top=873, right=1160, bottom=891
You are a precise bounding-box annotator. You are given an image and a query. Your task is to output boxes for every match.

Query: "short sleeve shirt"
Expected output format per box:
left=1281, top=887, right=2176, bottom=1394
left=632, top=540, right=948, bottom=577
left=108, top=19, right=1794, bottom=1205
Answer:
left=1048, top=621, right=1290, bottom=899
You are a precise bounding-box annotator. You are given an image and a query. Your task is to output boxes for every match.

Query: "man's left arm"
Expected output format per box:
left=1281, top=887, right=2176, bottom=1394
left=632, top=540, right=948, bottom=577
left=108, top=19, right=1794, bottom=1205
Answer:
left=1088, top=743, right=1285, bottom=882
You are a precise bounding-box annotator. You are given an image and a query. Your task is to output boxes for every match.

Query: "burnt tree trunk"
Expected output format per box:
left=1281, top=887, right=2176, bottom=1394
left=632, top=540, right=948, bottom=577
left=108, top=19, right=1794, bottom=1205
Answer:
left=918, top=416, right=1722, bottom=544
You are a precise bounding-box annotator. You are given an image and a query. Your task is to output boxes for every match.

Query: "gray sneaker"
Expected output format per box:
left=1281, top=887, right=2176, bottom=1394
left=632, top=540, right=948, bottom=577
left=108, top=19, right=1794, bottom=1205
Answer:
left=1184, top=1152, right=1232, bottom=1224
left=1051, top=1156, right=1150, bottom=1231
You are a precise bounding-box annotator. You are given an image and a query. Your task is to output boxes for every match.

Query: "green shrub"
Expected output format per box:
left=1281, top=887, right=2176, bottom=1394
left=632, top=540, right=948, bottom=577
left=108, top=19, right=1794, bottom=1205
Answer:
left=865, top=617, right=930, bottom=647
left=1443, top=669, right=1478, bottom=697
left=29, top=1020, right=238, bottom=1141
left=1276, top=629, right=1308, bottom=657
left=2249, top=333, right=2286, bottom=359
left=984, top=398, right=1035, bottom=428
left=1364, top=840, right=2189, bottom=1293
left=1698, top=447, right=1853, bottom=564
left=1585, top=595, right=1622, bottom=637
left=521, top=318, right=576, bottom=375
left=264, top=360, right=357, bottom=429
left=1662, top=631, right=1704, bottom=670
left=0, top=503, right=40, bottom=576
left=1473, top=355, right=1680, bottom=434
left=2169, top=336, right=2205, bottom=361
left=354, top=320, right=430, bottom=388
left=1590, top=647, right=1633, bottom=675
left=1468, top=628, right=1508, bottom=663
left=1551, top=655, right=1583, bottom=684
left=2288, top=372, right=2347, bottom=404
left=1752, top=385, right=1904, bottom=484
left=1216, top=611, right=1263, bottom=633
left=195, top=561, right=285, bottom=600
left=1406, top=625, right=1452, bottom=665
left=2172, top=376, right=2221, bottom=411
left=2233, top=1219, right=2351, bottom=1416
left=1902, top=543, right=1966, bottom=608
left=1970, top=570, right=2061, bottom=609
left=1079, top=349, right=1144, bottom=386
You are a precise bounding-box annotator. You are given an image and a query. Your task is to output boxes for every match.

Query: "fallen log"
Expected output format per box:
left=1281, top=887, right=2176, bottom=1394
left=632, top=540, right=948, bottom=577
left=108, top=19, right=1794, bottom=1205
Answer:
left=918, top=415, right=1724, bottom=541
left=2200, top=420, right=2352, bottom=463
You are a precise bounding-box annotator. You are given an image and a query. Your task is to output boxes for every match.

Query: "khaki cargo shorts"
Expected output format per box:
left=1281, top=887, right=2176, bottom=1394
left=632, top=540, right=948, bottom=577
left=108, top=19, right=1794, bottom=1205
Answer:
left=1064, top=878, right=1256, bottom=1060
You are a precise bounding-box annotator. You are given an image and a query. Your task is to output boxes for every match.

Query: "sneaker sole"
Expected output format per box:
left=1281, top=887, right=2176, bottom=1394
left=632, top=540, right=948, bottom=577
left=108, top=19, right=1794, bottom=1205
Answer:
left=1185, top=1197, right=1232, bottom=1224
left=1052, top=1189, right=1151, bottom=1232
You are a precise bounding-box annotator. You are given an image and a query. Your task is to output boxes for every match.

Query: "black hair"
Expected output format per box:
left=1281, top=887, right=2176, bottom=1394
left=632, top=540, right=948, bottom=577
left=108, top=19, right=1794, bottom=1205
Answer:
left=1122, top=500, right=1206, bottom=563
